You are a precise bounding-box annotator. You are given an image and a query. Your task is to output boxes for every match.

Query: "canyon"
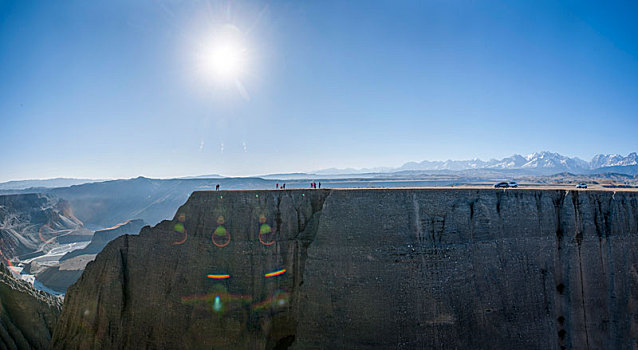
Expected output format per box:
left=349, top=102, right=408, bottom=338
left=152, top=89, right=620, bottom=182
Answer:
left=50, top=188, right=638, bottom=349
left=0, top=194, right=90, bottom=260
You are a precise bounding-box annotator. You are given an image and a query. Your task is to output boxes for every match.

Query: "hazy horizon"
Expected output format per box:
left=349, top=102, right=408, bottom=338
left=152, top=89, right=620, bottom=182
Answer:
left=1, top=149, right=637, bottom=183
left=2, top=1, right=638, bottom=182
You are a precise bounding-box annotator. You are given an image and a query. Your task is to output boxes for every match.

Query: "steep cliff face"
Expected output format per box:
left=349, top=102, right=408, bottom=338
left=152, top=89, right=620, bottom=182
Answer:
left=52, top=189, right=638, bottom=349
left=0, top=263, right=62, bottom=349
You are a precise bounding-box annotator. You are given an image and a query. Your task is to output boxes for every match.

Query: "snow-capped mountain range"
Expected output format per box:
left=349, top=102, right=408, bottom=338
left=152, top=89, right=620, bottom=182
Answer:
left=398, top=151, right=637, bottom=173
left=591, top=153, right=638, bottom=168
left=315, top=152, right=638, bottom=175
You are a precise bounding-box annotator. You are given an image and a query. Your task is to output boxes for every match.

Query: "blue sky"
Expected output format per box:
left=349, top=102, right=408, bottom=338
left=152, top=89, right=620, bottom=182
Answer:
left=1, top=0, right=637, bottom=181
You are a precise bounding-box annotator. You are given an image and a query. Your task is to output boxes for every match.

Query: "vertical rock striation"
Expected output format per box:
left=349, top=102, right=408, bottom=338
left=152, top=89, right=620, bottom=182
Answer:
left=52, top=189, right=638, bottom=349
left=0, top=263, right=62, bottom=349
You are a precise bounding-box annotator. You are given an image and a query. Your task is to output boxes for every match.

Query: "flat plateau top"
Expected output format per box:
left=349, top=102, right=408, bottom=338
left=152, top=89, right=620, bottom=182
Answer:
left=199, top=186, right=638, bottom=192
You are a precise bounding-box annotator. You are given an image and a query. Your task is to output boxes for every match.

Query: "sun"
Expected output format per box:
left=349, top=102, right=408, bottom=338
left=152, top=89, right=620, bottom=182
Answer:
left=207, top=41, right=245, bottom=80
left=199, top=25, right=248, bottom=83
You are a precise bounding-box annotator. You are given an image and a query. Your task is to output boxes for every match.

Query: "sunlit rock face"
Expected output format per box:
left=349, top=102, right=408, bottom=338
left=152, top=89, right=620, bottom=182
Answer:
left=0, top=193, right=90, bottom=259
left=53, top=189, right=638, bottom=349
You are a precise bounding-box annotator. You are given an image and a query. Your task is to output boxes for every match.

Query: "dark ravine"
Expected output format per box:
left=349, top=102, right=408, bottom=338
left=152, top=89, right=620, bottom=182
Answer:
left=0, top=263, right=62, bottom=349
left=52, top=189, right=638, bottom=349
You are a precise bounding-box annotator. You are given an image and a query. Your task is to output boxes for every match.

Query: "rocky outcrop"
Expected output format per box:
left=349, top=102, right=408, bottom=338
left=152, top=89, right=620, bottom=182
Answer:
left=0, top=194, right=91, bottom=259
left=60, top=219, right=145, bottom=262
left=0, top=263, right=62, bottom=349
left=52, top=189, right=638, bottom=349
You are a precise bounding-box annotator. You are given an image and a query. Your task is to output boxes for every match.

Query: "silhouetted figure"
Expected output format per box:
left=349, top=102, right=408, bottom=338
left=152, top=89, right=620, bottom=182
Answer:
left=318, top=182, right=321, bottom=189
left=276, top=183, right=279, bottom=189
left=215, top=184, right=220, bottom=191
left=282, top=184, right=286, bottom=190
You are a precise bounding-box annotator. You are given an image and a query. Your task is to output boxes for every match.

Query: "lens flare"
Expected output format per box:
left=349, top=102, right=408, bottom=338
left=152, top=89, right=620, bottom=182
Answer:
left=259, top=223, right=272, bottom=234
left=172, top=223, right=187, bottom=245
left=207, top=274, right=230, bottom=279
left=39, top=224, right=56, bottom=244
left=212, top=225, right=231, bottom=247
left=213, top=295, right=222, bottom=311
left=0, top=251, right=19, bottom=275
left=212, top=215, right=231, bottom=247
left=259, top=225, right=275, bottom=246
left=181, top=292, right=252, bottom=313
left=252, top=290, right=290, bottom=311
left=264, top=268, right=286, bottom=278
left=258, top=214, right=276, bottom=245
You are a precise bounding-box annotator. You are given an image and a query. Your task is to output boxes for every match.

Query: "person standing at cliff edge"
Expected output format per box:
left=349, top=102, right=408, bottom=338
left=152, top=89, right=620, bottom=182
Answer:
left=215, top=184, right=220, bottom=191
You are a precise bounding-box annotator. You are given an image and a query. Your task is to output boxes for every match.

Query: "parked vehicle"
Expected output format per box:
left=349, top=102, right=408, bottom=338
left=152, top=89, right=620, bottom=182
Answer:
left=576, top=183, right=587, bottom=189
left=508, top=181, right=518, bottom=188
left=494, top=182, right=509, bottom=188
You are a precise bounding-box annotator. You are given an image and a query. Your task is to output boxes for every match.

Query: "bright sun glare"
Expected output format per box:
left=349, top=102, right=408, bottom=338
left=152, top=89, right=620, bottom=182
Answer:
left=200, top=25, right=247, bottom=83
left=207, top=42, right=245, bottom=79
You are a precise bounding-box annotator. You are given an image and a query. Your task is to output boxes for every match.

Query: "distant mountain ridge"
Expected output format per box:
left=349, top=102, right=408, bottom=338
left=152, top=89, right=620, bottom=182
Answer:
left=400, top=151, right=593, bottom=173
left=319, top=151, right=638, bottom=175
left=0, top=178, right=101, bottom=191
left=591, top=152, right=638, bottom=168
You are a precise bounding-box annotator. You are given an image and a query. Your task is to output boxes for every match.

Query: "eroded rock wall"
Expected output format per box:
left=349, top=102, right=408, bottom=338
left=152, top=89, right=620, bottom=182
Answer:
left=53, top=190, right=330, bottom=349
left=0, top=263, right=62, bottom=349
left=52, top=189, right=638, bottom=349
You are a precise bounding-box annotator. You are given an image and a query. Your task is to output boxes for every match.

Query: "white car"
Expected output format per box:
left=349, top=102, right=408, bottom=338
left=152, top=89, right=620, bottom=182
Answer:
left=494, top=181, right=519, bottom=188
left=576, top=183, right=587, bottom=189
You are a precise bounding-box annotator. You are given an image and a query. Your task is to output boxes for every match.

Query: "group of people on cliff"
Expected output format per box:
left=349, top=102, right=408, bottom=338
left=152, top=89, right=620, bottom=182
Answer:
left=274, top=182, right=321, bottom=189
left=217, top=182, right=323, bottom=191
